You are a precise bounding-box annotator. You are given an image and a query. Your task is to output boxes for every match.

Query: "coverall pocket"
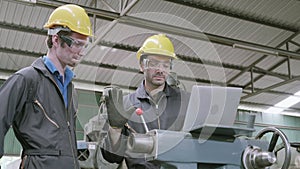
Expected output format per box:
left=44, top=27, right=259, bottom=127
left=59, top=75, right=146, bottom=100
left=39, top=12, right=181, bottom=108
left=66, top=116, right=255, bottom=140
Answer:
left=33, top=99, right=60, bottom=128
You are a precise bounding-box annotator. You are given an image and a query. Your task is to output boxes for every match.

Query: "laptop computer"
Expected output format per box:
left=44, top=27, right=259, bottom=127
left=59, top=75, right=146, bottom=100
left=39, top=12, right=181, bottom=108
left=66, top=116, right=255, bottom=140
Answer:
left=182, top=85, right=242, bottom=133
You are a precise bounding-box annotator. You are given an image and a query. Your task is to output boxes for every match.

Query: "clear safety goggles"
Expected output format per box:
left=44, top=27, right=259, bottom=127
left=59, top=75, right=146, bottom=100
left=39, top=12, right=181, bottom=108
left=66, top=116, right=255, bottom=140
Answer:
left=59, top=35, right=90, bottom=54
left=143, top=58, right=172, bottom=71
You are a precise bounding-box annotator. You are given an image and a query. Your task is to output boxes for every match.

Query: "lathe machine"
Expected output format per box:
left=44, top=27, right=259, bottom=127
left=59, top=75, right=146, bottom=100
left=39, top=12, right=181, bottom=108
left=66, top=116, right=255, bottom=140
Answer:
left=77, top=112, right=299, bottom=169
left=77, top=85, right=299, bottom=169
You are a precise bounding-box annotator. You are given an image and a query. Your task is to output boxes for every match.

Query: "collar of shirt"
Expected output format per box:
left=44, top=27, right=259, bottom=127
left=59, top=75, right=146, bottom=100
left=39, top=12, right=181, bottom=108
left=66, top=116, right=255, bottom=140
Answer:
left=43, top=56, right=75, bottom=85
left=43, top=56, right=75, bottom=107
left=137, top=81, right=171, bottom=99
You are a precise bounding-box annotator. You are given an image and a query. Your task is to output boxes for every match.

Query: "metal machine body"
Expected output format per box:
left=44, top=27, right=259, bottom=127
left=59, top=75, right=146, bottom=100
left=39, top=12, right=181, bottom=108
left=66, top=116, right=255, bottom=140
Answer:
left=77, top=114, right=120, bottom=169
left=77, top=113, right=294, bottom=169
left=127, top=126, right=272, bottom=169
left=271, top=142, right=300, bottom=169
left=76, top=107, right=296, bottom=169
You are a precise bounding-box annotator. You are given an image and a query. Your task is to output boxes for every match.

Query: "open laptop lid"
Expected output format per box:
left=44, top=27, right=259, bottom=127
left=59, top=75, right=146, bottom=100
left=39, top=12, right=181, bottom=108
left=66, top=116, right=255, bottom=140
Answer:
left=182, top=85, right=242, bottom=132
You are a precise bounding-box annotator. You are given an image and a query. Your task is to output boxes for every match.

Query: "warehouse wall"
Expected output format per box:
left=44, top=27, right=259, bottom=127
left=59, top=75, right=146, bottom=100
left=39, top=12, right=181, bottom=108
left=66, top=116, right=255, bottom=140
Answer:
left=236, top=110, right=300, bottom=142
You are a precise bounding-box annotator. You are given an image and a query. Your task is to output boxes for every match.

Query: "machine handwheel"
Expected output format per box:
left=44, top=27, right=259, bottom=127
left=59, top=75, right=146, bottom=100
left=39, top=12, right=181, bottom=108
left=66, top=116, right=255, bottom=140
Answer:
left=255, top=127, right=291, bottom=169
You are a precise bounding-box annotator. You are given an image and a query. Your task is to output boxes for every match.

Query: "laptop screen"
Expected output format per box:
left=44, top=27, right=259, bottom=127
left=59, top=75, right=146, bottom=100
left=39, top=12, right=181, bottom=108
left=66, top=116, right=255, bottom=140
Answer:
left=182, top=85, right=242, bottom=132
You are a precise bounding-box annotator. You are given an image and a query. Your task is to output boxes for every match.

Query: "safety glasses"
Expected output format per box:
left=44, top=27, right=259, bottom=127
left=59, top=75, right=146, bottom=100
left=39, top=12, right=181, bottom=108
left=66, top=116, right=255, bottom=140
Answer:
left=143, top=58, right=172, bottom=71
left=59, top=35, right=89, bottom=51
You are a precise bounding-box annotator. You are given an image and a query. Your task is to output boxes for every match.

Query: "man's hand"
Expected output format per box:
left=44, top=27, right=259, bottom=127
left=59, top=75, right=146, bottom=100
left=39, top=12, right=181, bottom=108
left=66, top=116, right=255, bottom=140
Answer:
left=104, top=86, right=135, bottom=128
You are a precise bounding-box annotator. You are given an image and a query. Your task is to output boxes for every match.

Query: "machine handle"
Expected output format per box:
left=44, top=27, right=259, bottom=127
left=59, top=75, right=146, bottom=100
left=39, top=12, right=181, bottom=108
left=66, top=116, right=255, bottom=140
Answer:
left=136, top=108, right=149, bottom=133
left=255, top=127, right=291, bottom=169
left=268, top=133, right=279, bottom=152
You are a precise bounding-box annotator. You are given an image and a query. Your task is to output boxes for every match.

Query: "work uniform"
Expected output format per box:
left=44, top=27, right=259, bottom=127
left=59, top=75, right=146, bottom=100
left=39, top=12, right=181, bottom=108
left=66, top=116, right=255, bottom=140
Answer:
left=102, top=82, right=190, bottom=169
left=0, top=57, right=80, bottom=169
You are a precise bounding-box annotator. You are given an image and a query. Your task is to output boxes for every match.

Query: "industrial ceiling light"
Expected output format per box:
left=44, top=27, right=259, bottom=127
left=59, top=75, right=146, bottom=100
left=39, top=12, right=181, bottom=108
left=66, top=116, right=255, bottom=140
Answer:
left=264, top=90, right=300, bottom=115
left=264, top=107, right=286, bottom=114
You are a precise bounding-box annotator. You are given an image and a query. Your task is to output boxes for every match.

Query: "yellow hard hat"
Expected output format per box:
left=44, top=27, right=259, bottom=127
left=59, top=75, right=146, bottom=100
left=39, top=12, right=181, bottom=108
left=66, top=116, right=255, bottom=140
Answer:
left=44, top=4, right=92, bottom=36
left=136, top=34, right=177, bottom=60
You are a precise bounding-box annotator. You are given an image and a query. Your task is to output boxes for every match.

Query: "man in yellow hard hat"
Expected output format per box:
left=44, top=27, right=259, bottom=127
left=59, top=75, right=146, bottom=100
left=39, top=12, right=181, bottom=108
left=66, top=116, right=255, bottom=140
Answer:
left=0, top=4, right=92, bottom=169
left=101, top=34, right=190, bottom=168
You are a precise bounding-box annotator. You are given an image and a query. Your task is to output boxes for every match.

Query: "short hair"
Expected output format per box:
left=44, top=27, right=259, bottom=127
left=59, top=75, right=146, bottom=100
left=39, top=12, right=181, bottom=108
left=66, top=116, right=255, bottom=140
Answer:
left=139, top=54, right=147, bottom=64
left=46, top=30, right=72, bottom=49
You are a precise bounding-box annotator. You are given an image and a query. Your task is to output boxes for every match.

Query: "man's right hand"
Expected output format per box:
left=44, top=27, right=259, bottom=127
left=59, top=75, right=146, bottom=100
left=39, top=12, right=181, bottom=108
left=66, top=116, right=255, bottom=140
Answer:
left=103, top=86, right=135, bottom=128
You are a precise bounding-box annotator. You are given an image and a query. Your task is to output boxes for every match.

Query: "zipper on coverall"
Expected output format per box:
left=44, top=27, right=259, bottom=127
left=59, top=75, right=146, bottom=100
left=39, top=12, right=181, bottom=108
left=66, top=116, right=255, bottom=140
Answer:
left=66, top=95, right=79, bottom=169
left=50, top=77, right=79, bottom=169
left=148, top=95, right=165, bottom=130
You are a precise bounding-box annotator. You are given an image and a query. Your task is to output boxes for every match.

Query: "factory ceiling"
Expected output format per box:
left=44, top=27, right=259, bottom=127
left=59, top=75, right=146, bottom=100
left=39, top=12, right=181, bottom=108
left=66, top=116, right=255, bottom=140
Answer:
left=0, top=0, right=300, bottom=115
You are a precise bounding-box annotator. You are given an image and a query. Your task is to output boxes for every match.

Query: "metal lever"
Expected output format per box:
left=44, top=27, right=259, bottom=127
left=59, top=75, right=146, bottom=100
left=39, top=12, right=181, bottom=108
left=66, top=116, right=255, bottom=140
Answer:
left=136, top=108, right=149, bottom=133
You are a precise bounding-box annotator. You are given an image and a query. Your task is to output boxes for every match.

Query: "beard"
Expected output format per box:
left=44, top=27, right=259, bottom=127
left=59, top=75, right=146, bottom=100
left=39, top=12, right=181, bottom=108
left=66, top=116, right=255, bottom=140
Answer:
left=149, top=73, right=166, bottom=87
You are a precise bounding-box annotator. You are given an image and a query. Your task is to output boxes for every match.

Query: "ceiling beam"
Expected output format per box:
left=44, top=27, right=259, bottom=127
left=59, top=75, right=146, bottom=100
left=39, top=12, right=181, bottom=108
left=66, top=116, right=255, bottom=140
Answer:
left=118, top=16, right=300, bottom=59
left=34, top=0, right=300, bottom=59
left=241, top=75, right=300, bottom=100
left=97, top=41, right=291, bottom=80
left=36, top=0, right=119, bottom=21
left=0, top=21, right=46, bottom=35
left=0, top=47, right=42, bottom=57
left=230, top=32, right=300, bottom=88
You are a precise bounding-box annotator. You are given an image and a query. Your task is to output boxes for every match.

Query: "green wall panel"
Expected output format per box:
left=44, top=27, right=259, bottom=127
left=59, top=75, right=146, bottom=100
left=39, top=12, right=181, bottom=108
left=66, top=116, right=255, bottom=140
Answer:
left=3, top=129, right=21, bottom=155
left=77, top=90, right=101, bottom=107
left=237, top=111, right=300, bottom=143
left=77, top=105, right=99, bottom=128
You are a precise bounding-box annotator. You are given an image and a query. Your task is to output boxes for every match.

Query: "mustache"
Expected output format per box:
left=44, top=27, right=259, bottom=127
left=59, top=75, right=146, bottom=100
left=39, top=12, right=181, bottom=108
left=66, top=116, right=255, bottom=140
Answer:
left=153, top=72, right=166, bottom=77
